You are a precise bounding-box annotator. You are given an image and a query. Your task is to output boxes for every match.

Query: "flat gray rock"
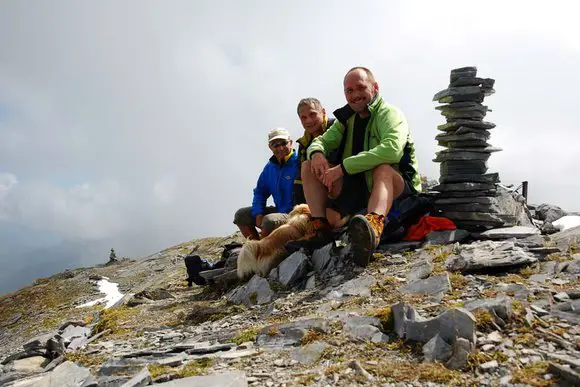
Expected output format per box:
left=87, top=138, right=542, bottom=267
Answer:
left=154, top=371, right=247, bottom=386
left=463, top=297, right=512, bottom=321
left=291, top=341, right=329, bottom=364
left=450, top=77, right=494, bottom=88
left=23, top=333, right=56, bottom=351
left=536, top=203, right=567, bottom=224
left=444, top=140, right=492, bottom=148
left=529, top=274, right=549, bottom=283
left=456, top=126, right=491, bottom=135
left=186, top=343, right=234, bottom=355
left=256, top=319, right=328, bottom=348
left=120, top=367, right=152, bottom=387
left=450, top=66, right=477, bottom=82
left=423, top=334, right=453, bottom=363
left=435, top=196, right=496, bottom=205
left=98, top=359, right=145, bottom=377
left=31, top=361, right=91, bottom=387
left=424, top=230, right=470, bottom=245
left=406, top=308, right=476, bottom=344
left=405, top=258, right=434, bottom=282
left=330, top=275, right=375, bottom=299
left=434, top=151, right=491, bottom=162
left=311, top=243, right=333, bottom=273
left=228, top=275, right=273, bottom=307
left=478, top=226, right=540, bottom=240
left=344, top=317, right=387, bottom=342
left=547, top=362, right=580, bottom=386
left=399, top=274, right=451, bottom=296
left=436, top=131, right=490, bottom=142
left=278, top=251, right=309, bottom=287
left=446, top=241, right=537, bottom=273
left=438, top=120, right=496, bottom=131
left=433, top=182, right=496, bottom=192
left=7, top=356, right=47, bottom=373
left=441, top=212, right=509, bottom=224
left=379, top=241, right=422, bottom=253
left=392, top=302, right=420, bottom=339
left=439, top=160, right=488, bottom=175
left=433, top=86, right=485, bottom=103
left=445, top=338, right=473, bottom=370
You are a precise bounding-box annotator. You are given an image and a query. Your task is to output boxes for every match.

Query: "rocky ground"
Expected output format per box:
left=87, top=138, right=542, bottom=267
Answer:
left=1, top=221, right=579, bottom=386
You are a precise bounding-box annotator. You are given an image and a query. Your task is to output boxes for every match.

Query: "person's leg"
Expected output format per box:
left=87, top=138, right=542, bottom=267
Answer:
left=285, top=162, right=343, bottom=250
left=348, top=164, right=405, bottom=267
left=233, top=206, right=260, bottom=240
left=261, top=212, right=290, bottom=238
left=302, top=160, right=330, bottom=218
left=368, top=164, right=405, bottom=216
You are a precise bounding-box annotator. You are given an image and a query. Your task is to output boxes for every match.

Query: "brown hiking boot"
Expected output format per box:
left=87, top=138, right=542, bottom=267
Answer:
left=347, top=213, right=385, bottom=267
left=285, top=218, right=335, bottom=252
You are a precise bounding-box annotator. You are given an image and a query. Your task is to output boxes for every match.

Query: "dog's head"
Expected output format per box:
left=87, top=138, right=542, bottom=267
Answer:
left=289, top=203, right=311, bottom=217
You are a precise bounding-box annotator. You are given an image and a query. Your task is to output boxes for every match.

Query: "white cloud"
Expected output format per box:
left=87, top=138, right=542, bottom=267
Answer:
left=0, top=0, right=579, bottom=271
left=0, top=173, right=18, bottom=199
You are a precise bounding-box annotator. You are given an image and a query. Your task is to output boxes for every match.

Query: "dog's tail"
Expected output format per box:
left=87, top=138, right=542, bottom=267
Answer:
left=237, top=241, right=260, bottom=279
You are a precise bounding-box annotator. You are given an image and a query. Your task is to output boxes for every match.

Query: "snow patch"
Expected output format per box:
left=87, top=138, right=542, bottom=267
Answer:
left=77, top=278, right=124, bottom=309
left=553, top=215, right=580, bottom=231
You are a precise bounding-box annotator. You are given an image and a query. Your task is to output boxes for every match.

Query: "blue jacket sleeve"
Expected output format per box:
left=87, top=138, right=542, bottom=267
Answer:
left=251, top=166, right=271, bottom=218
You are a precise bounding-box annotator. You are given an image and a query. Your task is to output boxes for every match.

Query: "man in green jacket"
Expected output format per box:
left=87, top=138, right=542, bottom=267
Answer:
left=294, top=67, right=421, bottom=266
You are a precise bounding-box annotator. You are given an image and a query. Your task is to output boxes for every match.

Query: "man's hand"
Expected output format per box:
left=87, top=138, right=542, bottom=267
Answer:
left=310, top=153, right=329, bottom=180
left=322, top=165, right=344, bottom=190
left=255, top=214, right=264, bottom=229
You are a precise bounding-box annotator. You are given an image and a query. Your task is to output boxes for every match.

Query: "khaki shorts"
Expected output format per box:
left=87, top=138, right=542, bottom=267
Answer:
left=233, top=206, right=290, bottom=235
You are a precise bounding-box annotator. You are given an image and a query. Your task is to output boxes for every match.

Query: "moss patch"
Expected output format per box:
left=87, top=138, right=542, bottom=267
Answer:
left=367, top=361, right=463, bottom=384
left=467, top=350, right=508, bottom=371
left=147, top=364, right=173, bottom=378
left=510, top=361, right=552, bottom=386
left=177, top=359, right=212, bottom=377
left=295, top=374, right=317, bottom=385
left=449, top=273, right=468, bottom=290
left=519, top=266, right=535, bottom=278
left=231, top=327, right=260, bottom=345
left=147, top=359, right=212, bottom=380
left=301, top=329, right=324, bottom=345
left=64, top=352, right=107, bottom=370
left=93, top=306, right=139, bottom=336
left=474, top=309, right=496, bottom=332
left=370, top=306, right=394, bottom=332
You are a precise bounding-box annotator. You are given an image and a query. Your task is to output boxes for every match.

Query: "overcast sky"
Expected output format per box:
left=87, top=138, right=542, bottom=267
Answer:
left=1, top=1, right=579, bottom=268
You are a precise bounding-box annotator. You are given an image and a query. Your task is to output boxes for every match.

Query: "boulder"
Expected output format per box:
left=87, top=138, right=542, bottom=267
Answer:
left=446, top=241, right=537, bottom=273
left=423, top=334, right=453, bottom=363
left=227, top=275, right=274, bottom=307
left=277, top=251, right=309, bottom=287
left=535, top=203, right=567, bottom=223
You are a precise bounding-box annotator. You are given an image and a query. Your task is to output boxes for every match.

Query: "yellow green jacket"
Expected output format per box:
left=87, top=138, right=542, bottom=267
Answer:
left=306, top=95, right=421, bottom=193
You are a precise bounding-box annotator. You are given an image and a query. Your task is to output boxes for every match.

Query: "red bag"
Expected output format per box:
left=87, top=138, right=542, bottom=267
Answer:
left=403, top=215, right=457, bottom=241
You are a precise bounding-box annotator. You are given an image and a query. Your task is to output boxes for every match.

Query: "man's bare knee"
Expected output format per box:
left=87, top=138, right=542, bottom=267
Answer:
left=373, top=164, right=404, bottom=196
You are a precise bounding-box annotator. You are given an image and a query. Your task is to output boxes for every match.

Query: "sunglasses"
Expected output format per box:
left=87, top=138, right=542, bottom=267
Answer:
left=270, top=140, right=289, bottom=148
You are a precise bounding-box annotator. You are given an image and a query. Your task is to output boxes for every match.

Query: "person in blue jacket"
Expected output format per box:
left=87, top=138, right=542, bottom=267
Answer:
left=233, top=128, right=300, bottom=240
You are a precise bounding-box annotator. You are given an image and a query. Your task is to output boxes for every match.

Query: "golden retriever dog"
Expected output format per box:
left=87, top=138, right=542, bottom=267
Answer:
left=237, top=204, right=313, bottom=279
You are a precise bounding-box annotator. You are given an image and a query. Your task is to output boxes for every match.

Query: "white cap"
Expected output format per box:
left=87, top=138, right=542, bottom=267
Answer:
left=268, top=128, right=290, bottom=143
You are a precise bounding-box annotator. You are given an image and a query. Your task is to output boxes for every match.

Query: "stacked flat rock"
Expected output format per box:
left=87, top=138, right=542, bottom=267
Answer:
left=432, top=67, right=509, bottom=231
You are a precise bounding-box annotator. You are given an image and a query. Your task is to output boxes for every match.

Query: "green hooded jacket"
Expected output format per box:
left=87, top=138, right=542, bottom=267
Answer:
left=306, top=95, right=422, bottom=193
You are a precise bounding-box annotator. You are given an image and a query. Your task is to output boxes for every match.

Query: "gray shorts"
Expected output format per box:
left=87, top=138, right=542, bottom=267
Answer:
left=233, top=206, right=290, bottom=235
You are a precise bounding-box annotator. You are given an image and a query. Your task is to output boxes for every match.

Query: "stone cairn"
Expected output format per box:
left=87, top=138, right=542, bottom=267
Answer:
left=432, top=66, right=513, bottom=231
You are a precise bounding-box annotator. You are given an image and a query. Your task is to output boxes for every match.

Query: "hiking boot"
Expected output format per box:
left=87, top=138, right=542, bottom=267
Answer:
left=285, top=218, right=335, bottom=252
left=347, top=213, right=385, bottom=267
